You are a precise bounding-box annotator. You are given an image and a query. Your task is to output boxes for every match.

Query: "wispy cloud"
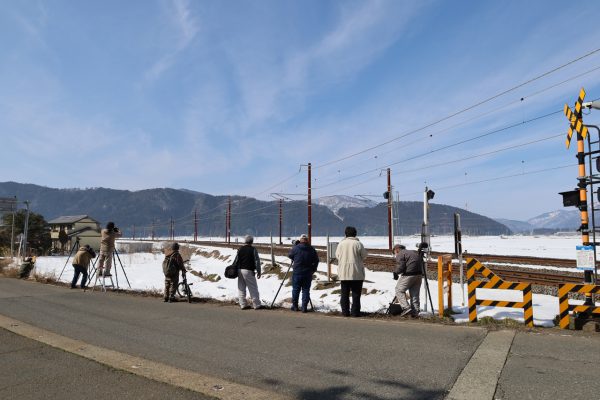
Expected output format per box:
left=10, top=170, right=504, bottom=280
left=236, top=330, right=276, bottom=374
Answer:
left=145, top=0, right=199, bottom=82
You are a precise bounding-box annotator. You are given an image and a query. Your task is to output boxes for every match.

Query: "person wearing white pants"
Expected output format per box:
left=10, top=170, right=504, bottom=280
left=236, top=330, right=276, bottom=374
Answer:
left=235, top=235, right=263, bottom=309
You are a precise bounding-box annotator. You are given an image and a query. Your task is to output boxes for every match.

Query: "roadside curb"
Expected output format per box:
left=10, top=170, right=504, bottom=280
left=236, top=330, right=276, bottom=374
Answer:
left=446, top=329, right=515, bottom=400
left=0, top=314, right=289, bottom=400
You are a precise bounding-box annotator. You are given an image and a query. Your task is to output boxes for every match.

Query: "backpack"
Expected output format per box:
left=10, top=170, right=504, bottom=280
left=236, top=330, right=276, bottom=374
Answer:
left=162, top=254, right=178, bottom=277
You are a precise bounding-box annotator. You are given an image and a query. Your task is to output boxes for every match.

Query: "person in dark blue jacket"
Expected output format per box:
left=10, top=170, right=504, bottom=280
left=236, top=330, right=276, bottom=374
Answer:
left=288, top=234, right=320, bottom=312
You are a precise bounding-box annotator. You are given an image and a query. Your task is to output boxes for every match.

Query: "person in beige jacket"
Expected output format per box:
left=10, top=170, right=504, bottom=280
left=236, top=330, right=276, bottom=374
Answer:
left=97, top=221, right=122, bottom=277
left=71, top=245, right=96, bottom=289
left=335, top=226, right=368, bottom=317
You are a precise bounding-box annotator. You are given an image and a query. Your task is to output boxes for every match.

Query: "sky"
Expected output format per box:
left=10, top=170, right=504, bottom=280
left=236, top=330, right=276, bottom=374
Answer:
left=2, top=0, right=600, bottom=221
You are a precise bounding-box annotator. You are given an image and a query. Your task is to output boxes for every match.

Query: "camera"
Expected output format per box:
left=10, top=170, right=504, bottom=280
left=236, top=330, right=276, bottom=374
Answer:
left=113, top=227, right=119, bottom=233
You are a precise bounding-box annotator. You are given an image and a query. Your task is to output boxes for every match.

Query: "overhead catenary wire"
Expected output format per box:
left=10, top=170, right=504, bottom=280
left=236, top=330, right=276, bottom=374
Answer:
left=314, top=63, right=600, bottom=183
left=315, top=47, right=600, bottom=170
left=313, top=108, right=563, bottom=190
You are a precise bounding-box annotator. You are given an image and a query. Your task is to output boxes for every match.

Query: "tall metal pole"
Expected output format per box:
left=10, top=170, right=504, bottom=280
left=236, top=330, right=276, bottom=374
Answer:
left=308, top=162, right=312, bottom=244
left=586, top=125, right=600, bottom=283
left=10, top=196, right=16, bottom=259
left=194, top=208, right=198, bottom=242
left=22, top=201, right=30, bottom=258
left=387, top=168, right=392, bottom=250
left=227, top=196, right=231, bottom=243
left=279, top=198, right=283, bottom=245
left=577, top=129, right=593, bottom=304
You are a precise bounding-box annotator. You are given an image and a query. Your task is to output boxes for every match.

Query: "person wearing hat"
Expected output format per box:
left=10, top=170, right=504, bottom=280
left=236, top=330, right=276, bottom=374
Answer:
left=234, top=235, right=263, bottom=309
left=163, top=242, right=186, bottom=302
left=288, top=234, right=320, bottom=312
left=97, top=221, right=122, bottom=277
left=71, top=244, right=96, bottom=289
left=392, top=243, right=423, bottom=317
left=335, top=226, right=368, bottom=317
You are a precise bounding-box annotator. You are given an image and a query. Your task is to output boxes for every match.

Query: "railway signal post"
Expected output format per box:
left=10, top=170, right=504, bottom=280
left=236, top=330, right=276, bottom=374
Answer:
left=561, top=87, right=596, bottom=315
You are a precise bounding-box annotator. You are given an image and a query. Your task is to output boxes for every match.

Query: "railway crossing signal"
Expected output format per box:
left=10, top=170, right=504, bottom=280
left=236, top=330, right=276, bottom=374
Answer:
left=564, top=87, right=589, bottom=149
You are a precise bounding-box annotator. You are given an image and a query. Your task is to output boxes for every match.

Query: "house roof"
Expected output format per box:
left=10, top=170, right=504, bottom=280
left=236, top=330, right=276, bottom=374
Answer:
left=48, top=215, right=97, bottom=224
left=67, top=226, right=100, bottom=237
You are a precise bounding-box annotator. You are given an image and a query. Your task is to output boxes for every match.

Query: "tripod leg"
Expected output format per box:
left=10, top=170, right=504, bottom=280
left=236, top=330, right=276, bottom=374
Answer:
left=87, top=254, right=100, bottom=286
left=386, top=295, right=398, bottom=315
left=57, top=240, right=79, bottom=282
left=114, top=249, right=131, bottom=288
left=270, top=264, right=292, bottom=308
left=421, top=266, right=434, bottom=315
left=112, top=252, right=119, bottom=289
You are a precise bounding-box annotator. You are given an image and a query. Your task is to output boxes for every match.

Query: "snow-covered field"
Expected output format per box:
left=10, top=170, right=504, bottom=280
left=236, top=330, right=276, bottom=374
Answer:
left=31, top=234, right=596, bottom=328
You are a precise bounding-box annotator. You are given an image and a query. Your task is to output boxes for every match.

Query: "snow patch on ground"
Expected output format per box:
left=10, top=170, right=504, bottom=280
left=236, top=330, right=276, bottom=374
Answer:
left=32, top=238, right=590, bottom=328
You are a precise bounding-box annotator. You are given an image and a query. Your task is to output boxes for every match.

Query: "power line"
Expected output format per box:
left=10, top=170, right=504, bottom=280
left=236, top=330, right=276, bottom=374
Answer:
left=313, top=108, right=562, bottom=190
left=315, top=47, right=600, bottom=169
left=399, top=164, right=576, bottom=198
left=314, top=63, right=600, bottom=183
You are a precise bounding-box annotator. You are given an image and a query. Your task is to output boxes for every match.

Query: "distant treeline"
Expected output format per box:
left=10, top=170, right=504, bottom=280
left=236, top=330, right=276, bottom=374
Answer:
left=0, top=182, right=511, bottom=237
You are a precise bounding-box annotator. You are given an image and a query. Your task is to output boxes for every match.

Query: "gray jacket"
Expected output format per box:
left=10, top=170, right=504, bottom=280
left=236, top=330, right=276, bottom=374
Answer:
left=394, top=249, right=423, bottom=276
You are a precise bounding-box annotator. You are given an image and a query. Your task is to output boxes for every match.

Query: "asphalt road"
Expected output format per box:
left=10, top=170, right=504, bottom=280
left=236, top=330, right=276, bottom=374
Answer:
left=3, top=277, right=600, bottom=400
left=0, top=278, right=485, bottom=400
left=0, top=328, right=214, bottom=400
left=496, top=331, right=600, bottom=400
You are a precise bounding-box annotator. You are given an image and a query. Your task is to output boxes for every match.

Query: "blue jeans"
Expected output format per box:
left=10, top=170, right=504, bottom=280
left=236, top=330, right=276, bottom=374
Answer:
left=71, top=265, right=88, bottom=288
left=292, top=273, right=313, bottom=310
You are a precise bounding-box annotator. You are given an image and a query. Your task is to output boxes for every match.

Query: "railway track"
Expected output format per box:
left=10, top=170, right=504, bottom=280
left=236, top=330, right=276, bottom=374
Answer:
left=189, top=240, right=587, bottom=287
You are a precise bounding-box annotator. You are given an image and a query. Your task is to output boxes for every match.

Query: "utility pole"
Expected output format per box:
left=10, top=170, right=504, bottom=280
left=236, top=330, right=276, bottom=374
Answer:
left=151, top=219, right=155, bottom=241
left=227, top=196, right=232, bottom=243
left=194, top=208, right=198, bottom=242
left=423, top=187, right=435, bottom=250
left=308, top=162, right=312, bottom=244
left=279, top=198, right=283, bottom=245
left=22, top=201, right=30, bottom=258
left=10, top=196, right=16, bottom=259
left=387, top=168, right=392, bottom=250
left=132, top=225, right=136, bottom=240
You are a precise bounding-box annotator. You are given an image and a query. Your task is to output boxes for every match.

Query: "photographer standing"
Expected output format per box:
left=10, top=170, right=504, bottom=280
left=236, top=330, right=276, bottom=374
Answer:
left=335, top=226, right=368, bottom=317
left=71, top=244, right=96, bottom=289
left=97, top=221, right=122, bottom=277
left=288, top=234, right=319, bottom=312
left=163, top=242, right=186, bottom=302
left=392, top=244, right=423, bottom=317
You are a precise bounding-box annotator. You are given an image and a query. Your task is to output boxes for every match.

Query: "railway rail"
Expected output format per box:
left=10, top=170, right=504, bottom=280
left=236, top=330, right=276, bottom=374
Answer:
left=189, top=240, right=586, bottom=287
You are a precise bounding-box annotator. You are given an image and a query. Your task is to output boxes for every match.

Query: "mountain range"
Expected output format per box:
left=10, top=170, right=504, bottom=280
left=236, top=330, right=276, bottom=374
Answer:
left=0, top=181, right=516, bottom=237
left=494, top=209, right=581, bottom=233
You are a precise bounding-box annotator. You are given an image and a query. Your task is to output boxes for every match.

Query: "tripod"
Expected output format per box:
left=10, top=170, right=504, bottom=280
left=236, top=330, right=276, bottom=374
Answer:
left=89, top=248, right=131, bottom=292
left=418, top=245, right=435, bottom=315
left=57, top=237, right=80, bottom=282
left=270, top=262, right=315, bottom=311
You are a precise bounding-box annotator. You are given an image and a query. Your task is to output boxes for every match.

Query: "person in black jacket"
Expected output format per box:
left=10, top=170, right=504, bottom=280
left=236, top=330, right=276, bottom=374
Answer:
left=235, top=235, right=263, bottom=310
left=288, top=234, right=319, bottom=312
left=163, top=242, right=186, bottom=303
left=392, top=244, right=423, bottom=317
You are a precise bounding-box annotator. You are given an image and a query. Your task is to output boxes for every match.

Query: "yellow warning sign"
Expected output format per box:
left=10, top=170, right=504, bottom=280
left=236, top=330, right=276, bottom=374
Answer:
left=564, top=87, right=589, bottom=148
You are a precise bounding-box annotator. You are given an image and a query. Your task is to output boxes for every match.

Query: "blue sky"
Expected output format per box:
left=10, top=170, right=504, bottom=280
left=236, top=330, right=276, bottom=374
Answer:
left=2, top=0, right=600, bottom=220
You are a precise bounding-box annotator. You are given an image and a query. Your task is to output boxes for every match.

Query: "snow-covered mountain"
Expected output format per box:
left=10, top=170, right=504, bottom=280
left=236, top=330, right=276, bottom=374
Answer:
left=494, top=218, right=534, bottom=233
left=315, top=195, right=378, bottom=214
left=527, top=210, right=580, bottom=230
left=494, top=210, right=580, bottom=233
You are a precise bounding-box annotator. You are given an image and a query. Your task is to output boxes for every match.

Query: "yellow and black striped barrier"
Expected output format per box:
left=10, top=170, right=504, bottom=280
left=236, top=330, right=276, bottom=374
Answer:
left=467, top=258, right=533, bottom=327
left=558, top=284, right=600, bottom=329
